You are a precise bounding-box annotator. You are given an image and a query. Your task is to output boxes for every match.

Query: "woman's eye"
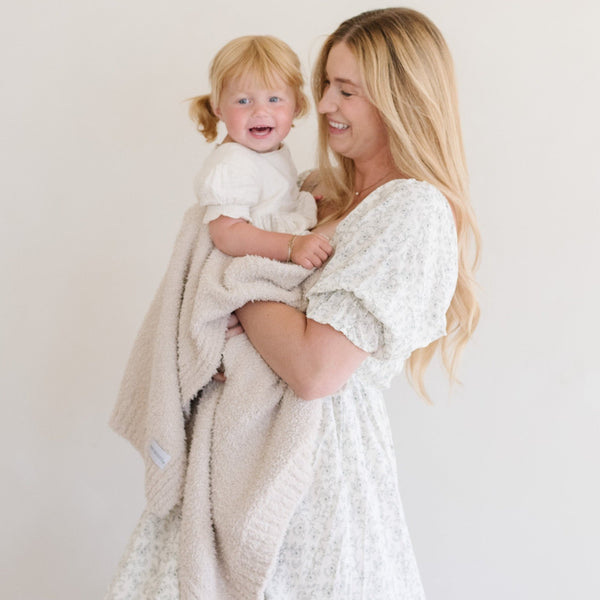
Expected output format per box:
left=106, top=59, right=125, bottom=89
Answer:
left=341, top=90, right=352, bottom=98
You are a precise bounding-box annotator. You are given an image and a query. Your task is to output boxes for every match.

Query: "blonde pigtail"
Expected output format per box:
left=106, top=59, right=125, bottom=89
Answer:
left=188, top=94, right=219, bottom=143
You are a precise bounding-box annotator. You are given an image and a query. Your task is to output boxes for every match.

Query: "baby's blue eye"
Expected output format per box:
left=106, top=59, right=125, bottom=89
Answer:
left=269, top=96, right=281, bottom=103
left=237, top=98, right=250, bottom=105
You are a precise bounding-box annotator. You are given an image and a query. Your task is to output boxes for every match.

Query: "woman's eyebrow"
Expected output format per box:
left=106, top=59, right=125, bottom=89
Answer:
left=332, top=77, right=359, bottom=86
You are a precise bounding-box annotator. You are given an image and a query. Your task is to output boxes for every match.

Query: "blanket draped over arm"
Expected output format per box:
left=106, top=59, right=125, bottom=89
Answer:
left=109, top=203, right=323, bottom=599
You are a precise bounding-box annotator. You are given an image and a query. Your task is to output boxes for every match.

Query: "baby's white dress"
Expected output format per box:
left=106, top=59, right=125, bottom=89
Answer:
left=195, top=142, right=316, bottom=232
left=105, top=179, right=458, bottom=599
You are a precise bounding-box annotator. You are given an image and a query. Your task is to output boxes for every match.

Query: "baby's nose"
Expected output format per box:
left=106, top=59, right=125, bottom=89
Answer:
left=253, top=102, right=270, bottom=115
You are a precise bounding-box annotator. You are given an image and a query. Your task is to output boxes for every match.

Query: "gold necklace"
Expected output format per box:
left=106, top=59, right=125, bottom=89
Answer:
left=354, top=171, right=396, bottom=196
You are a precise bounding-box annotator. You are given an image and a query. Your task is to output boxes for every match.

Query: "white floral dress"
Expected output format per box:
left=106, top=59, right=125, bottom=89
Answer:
left=106, top=179, right=458, bottom=600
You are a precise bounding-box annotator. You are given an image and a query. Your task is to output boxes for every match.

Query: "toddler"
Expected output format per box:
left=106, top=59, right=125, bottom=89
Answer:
left=188, top=35, right=332, bottom=268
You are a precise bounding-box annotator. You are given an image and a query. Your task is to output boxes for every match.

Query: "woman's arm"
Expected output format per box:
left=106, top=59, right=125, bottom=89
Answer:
left=209, top=215, right=332, bottom=269
left=235, top=301, right=368, bottom=401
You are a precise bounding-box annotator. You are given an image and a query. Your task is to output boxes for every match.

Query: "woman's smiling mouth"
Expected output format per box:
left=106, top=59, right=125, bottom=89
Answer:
left=328, top=120, right=349, bottom=130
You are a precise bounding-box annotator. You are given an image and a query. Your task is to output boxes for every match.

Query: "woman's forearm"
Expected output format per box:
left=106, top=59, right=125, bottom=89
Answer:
left=235, top=301, right=368, bottom=400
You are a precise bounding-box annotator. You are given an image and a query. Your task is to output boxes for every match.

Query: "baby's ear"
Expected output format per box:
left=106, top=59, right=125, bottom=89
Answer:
left=211, top=102, right=221, bottom=119
left=294, top=96, right=309, bottom=119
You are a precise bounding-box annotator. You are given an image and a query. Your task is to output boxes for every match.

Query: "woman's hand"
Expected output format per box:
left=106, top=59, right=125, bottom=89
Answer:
left=224, top=313, right=244, bottom=339
left=212, top=314, right=245, bottom=382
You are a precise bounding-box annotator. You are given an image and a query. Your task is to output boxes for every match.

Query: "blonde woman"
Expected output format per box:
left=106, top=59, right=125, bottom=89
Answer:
left=236, top=7, right=480, bottom=598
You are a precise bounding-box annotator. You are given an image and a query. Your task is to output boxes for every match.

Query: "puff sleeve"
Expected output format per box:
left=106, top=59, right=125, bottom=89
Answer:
left=194, top=144, right=262, bottom=224
left=305, top=180, right=458, bottom=385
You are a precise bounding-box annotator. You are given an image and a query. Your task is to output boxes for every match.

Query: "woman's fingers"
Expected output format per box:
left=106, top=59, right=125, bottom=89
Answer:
left=225, top=313, right=244, bottom=339
left=225, top=324, right=244, bottom=339
left=214, top=314, right=246, bottom=382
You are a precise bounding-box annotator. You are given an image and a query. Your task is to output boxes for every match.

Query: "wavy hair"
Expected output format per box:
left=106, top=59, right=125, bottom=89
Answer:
left=189, top=35, right=309, bottom=142
left=313, top=8, right=481, bottom=398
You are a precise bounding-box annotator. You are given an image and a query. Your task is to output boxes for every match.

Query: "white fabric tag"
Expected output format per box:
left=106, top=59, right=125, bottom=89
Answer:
left=149, top=439, right=171, bottom=469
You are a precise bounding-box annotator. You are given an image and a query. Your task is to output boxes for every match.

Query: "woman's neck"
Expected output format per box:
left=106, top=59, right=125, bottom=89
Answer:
left=353, top=152, right=403, bottom=198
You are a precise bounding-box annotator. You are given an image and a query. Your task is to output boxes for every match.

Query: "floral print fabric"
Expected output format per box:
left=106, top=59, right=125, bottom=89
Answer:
left=106, top=179, right=458, bottom=599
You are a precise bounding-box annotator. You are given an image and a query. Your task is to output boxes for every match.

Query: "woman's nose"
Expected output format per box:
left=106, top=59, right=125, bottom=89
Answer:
left=317, top=86, right=336, bottom=114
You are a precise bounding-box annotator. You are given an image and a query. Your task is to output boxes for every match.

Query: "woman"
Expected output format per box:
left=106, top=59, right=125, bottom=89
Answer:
left=107, top=7, right=479, bottom=600
left=236, top=7, right=480, bottom=598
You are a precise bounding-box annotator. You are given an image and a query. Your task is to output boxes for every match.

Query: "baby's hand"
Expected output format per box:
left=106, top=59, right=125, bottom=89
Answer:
left=290, top=233, right=333, bottom=269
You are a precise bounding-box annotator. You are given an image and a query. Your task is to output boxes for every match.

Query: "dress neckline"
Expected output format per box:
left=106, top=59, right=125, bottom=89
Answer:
left=332, top=178, right=417, bottom=241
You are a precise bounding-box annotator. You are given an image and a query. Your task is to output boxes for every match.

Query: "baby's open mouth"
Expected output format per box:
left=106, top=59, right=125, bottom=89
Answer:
left=249, top=126, right=273, bottom=135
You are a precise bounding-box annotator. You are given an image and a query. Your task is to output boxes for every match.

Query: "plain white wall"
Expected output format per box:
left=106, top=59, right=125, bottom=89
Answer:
left=1, top=1, right=598, bottom=598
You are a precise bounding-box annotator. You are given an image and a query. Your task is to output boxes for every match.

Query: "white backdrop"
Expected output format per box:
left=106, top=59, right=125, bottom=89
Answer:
left=1, top=1, right=598, bottom=598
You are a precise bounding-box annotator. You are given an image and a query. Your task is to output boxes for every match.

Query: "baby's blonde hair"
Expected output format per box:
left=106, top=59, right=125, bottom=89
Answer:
left=313, top=8, right=481, bottom=399
left=189, top=35, right=309, bottom=142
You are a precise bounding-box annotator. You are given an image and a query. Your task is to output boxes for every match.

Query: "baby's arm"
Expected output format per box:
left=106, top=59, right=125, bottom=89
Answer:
left=209, top=215, right=332, bottom=269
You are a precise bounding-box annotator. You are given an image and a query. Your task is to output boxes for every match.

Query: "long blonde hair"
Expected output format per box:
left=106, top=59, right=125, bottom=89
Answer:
left=313, top=8, right=481, bottom=398
left=189, top=35, right=309, bottom=142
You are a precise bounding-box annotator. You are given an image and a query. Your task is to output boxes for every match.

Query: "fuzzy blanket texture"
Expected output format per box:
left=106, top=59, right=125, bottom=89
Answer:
left=110, top=203, right=322, bottom=599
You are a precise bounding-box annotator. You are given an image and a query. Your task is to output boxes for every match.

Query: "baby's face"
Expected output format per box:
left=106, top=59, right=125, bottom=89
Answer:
left=214, top=75, right=298, bottom=153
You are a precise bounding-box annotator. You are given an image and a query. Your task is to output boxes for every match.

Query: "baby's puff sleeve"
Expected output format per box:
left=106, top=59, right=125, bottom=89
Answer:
left=194, top=144, right=262, bottom=224
left=305, top=181, right=458, bottom=380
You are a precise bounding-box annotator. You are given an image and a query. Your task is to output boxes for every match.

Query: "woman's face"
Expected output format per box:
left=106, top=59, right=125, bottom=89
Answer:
left=317, top=42, right=389, bottom=164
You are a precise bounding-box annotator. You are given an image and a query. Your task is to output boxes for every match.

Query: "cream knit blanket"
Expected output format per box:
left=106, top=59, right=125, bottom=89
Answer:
left=110, top=203, right=322, bottom=599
